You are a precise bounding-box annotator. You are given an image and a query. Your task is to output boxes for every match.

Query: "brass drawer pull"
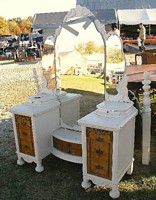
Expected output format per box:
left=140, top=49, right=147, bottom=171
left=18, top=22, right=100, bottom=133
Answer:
left=96, top=165, right=103, bottom=170
left=22, top=132, right=27, bottom=136
left=96, top=137, right=103, bottom=142
left=21, top=122, right=26, bottom=126
left=96, top=149, right=104, bottom=155
left=67, top=143, right=71, bottom=147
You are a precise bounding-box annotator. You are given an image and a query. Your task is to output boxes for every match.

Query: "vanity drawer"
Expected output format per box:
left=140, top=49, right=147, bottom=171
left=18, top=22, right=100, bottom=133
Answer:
left=18, top=138, right=35, bottom=156
left=15, top=114, right=31, bottom=127
left=53, top=137, right=82, bottom=156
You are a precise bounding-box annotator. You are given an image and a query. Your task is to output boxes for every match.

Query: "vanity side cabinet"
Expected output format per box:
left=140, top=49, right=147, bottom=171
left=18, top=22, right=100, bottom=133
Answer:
left=10, top=101, right=60, bottom=172
left=79, top=112, right=137, bottom=199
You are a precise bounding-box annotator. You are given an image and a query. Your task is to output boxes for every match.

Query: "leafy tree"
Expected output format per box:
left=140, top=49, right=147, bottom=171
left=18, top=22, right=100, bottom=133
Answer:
left=0, top=16, right=9, bottom=34
left=19, top=19, right=31, bottom=33
left=12, top=25, right=22, bottom=34
left=0, top=16, right=32, bottom=34
left=74, top=42, right=86, bottom=54
left=75, top=41, right=104, bottom=55
left=7, top=20, right=18, bottom=33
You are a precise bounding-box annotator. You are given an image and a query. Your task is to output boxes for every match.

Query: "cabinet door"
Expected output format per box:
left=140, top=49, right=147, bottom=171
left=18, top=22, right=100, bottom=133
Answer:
left=15, top=114, right=35, bottom=156
left=86, top=127, right=113, bottom=179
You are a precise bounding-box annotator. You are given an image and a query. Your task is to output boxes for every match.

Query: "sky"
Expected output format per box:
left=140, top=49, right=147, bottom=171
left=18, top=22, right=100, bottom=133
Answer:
left=0, top=0, right=76, bottom=19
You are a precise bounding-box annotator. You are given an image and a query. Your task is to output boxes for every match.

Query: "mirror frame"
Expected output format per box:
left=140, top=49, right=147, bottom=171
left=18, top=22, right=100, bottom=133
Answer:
left=50, top=5, right=129, bottom=102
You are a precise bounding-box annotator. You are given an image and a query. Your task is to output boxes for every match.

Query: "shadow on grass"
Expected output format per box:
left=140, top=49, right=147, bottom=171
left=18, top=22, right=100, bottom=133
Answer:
left=0, top=96, right=156, bottom=200
left=64, top=88, right=104, bottom=117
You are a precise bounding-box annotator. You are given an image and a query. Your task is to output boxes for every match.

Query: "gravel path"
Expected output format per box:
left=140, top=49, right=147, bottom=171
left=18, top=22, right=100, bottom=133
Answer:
left=0, top=54, right=135, bottom=119
left=0, top=60, right=42, bottom=119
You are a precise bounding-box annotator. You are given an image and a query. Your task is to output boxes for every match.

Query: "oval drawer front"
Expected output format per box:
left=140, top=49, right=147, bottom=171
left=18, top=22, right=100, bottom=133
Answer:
left=53, top=137, right=82, bottom=156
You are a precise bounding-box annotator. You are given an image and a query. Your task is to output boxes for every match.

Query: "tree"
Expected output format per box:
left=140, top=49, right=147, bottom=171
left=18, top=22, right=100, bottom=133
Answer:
left=75, top=41, right=104, bottom=55
left=7, top=20, right=18, bottom=34
left=0, top=16, right=32, bottom=35
left=19, top=19, right=31, bottom=33
left=0, top=16, right=9, bottom=34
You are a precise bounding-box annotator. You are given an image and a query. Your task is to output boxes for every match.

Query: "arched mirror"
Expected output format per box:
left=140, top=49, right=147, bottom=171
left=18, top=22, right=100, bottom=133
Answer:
left=104, top=33, right=127, bottom=100
left=53, top=5, right=106, bottom=92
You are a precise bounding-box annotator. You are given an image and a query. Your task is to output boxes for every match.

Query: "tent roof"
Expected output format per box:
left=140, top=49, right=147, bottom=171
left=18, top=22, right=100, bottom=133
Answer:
left=31, top=9, right=117, bottom=30
left=118, top=9, right=156, bottom=25
left=31, top=12, right=68, bottom=29
left=92, top=9, right=117, bottom=24
left=77, top=0, right=156, bottom=10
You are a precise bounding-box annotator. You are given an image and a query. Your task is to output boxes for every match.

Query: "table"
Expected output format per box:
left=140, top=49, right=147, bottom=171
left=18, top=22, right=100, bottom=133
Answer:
left=126, top=64, right=156, bottom=97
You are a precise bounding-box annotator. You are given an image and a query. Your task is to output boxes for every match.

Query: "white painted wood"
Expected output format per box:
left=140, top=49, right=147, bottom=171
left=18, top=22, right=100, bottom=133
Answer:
left=52, top=128, right=81, bottom=144
left=10, top=93, right=60, bottom=172
left=10, top=91, right=82, bottom=172
left=78, top=101, right=138, bottom=199
left=57, top=91, right=81, bottom=125
left=50, top=147, right=82, bottom=164
left=142, top=71, right=151, bottom=165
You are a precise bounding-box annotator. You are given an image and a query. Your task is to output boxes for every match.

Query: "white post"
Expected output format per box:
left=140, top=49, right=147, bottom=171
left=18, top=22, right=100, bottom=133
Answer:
left=142, top=71, right=151, bottom=165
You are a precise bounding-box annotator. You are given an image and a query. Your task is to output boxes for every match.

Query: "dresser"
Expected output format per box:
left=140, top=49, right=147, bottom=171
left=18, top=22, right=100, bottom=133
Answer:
left=10, top=91, right=81, bottom=172
left=10, top=93, right=60, bottom=172
left=78, top=101, right=138, bottom=198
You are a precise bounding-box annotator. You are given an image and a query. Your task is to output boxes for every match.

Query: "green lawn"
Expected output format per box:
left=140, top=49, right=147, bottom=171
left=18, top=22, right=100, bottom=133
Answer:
left=0, top=74, right=156, bottom=200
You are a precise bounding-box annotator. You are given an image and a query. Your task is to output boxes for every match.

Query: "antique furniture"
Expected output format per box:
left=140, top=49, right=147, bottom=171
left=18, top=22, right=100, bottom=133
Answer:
left=78, top=78, right=138, bottom=198
left=10, top=91, right=81, bottom=172
left=10, top=5, right=139, bottom=199
left=10, top=94, right=60, bottom=172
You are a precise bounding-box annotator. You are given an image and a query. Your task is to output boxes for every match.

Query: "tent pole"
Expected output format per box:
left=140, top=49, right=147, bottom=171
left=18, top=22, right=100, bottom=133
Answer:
left=149, top=24, right=151, bottom=35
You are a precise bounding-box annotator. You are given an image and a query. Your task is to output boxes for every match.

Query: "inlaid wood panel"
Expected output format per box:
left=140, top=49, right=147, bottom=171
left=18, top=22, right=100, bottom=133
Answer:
left=53, top=137, right=82, bottom=156
left=86, top=127, right=113, bottom=179
left=15, top=114, right=35, bottom=156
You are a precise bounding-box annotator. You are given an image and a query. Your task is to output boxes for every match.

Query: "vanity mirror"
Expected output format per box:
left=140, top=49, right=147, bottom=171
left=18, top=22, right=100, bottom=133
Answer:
left=53, top=5, right=106, bottom=90
left=104, top=33, right=126, bottom=97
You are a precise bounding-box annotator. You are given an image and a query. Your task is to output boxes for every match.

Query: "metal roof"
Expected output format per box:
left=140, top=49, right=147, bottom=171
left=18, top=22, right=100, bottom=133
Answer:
left=77, top=0, right=156, bottom=10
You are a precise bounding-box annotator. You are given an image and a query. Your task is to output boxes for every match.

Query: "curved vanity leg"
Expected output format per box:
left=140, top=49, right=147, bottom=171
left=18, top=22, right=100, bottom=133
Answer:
left=109, top=184, right=120, bottom=199
left=35, top=161, right=44, bottom=173
left=17, top=157, right=25, bottom=166
left=81, top=179, right=91, bottom=189
left=127, top=158, right=134, bottom=175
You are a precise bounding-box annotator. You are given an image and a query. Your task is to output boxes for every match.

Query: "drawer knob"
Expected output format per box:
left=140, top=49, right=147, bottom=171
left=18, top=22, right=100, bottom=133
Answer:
left=67, top=144, right=71, bottom=147
left=22, top=132, right=27, bottom=136
left=96, top=165, right=103, bottom=170
left=24, top=145, right=29, bottom=149
left=96, top=149, right=104, bottom=155
left=21, top=122, right=26, bottom=126
left=96, top=137, right=103, bottom=142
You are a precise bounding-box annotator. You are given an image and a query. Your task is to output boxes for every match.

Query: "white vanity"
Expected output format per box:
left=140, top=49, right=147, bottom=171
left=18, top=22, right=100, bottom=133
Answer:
left=9, top=5, right=139, bottom=199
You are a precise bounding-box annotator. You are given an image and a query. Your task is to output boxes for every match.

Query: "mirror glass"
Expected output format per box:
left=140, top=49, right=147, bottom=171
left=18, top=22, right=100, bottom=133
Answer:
left=41, top=37, right=56, bottom=90
left=54, top=15, right=104, bottom=88
left=105, top=34, right=126, bottom=95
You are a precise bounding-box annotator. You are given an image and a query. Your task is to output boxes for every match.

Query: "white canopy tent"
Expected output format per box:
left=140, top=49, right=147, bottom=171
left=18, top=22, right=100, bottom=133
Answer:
left=117, top=9, right=156, bottom=25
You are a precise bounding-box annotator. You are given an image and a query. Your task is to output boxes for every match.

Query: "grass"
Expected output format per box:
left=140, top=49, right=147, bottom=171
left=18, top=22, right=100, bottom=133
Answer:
left=0, top=74, right=156, bottom=200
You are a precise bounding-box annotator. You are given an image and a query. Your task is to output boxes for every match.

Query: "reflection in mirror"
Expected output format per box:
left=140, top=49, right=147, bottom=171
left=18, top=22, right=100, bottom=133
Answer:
left=41, top=36, right=56, bottom=90
left=53, top=5, right=105, bottom=93
left=105, top=34, right=126, bottom=96
left=55, top=19, right=104, bottom=77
